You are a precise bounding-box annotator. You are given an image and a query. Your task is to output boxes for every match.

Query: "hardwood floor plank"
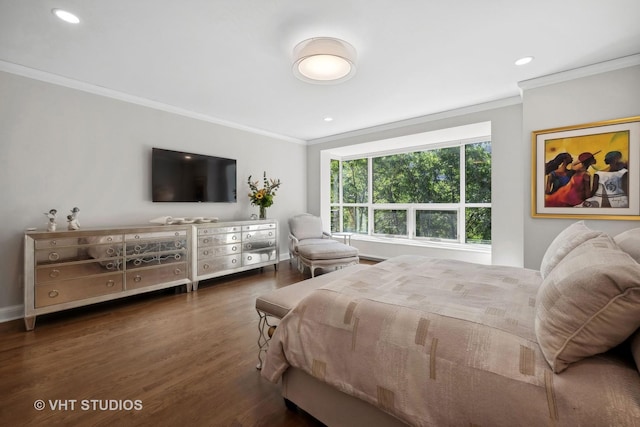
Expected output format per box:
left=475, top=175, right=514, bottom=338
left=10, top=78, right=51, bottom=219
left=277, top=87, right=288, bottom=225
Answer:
left=0, top=261, right=376, bottom=426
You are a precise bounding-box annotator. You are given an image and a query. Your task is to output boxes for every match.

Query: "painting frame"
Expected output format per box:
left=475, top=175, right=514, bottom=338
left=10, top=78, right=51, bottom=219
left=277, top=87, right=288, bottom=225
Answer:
left=531, top=115, right=640, bottom=220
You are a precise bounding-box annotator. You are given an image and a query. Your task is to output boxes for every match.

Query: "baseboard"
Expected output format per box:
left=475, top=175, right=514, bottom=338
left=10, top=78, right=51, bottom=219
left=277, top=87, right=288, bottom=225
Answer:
left=0, top=304, right=23, bottom=324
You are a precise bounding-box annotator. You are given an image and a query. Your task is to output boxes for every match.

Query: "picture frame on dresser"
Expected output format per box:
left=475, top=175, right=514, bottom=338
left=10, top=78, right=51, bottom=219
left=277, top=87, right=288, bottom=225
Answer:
left=531, top=115, right=640, bottom=220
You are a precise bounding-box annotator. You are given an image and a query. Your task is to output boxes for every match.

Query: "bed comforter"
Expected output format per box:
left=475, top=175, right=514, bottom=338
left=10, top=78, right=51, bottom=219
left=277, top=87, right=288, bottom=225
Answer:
left=261, top=255, right=640, bottom=426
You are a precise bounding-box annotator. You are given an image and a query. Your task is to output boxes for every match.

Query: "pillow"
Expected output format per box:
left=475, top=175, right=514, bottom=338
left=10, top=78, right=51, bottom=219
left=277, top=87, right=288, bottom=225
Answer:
left=614, top=228, right=640, bottom=263
left=535, top=234, right=640, bottom=373
left=539, top=221, right=603, bottom=279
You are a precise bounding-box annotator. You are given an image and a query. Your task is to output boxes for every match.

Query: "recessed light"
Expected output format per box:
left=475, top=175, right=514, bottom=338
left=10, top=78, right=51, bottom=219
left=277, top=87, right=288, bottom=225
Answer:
left=515, top=56, right=534, bottom=66
left=52, top=9, right=80, bottom=24
left=323, top=117, right=334, bottom=122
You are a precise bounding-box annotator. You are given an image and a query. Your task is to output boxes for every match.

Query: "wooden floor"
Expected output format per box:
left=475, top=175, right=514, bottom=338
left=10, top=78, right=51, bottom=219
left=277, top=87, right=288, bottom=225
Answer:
left=0, top=260, right=374, bottom=426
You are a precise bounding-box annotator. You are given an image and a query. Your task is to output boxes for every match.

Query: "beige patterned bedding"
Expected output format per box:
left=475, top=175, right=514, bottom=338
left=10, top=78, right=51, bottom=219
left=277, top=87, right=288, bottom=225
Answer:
left=261, top=255, right=640, bottom=426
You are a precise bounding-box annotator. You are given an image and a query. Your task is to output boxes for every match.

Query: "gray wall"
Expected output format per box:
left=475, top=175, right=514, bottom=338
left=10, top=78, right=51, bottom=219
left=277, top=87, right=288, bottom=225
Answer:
left=522, top=65, right=640, bottom=269
left=306, top=102, right=525, bottom=267
left=0, top=71, right=307, bottom=320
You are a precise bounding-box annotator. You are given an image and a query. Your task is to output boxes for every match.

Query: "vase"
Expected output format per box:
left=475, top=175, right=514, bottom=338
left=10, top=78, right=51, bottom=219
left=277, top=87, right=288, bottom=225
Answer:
left=259, top=206, right=267, bottom=220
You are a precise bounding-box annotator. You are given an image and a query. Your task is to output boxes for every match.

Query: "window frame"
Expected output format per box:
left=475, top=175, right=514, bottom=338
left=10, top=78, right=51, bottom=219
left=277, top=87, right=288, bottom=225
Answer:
left=329, top=136, right=491, bottom=247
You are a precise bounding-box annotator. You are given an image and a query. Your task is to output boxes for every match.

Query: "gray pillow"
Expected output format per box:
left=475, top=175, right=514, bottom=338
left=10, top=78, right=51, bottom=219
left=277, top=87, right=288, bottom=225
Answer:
left=535, top=234, right=640, bottom=373
left=614, top=228, right=640, bottom=263
left=539, top=221, right=603, bottom=279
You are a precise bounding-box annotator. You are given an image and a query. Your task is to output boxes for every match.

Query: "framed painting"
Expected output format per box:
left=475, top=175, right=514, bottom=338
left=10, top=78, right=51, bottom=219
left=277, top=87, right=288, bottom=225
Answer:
left=532, top=116, right=640, bottom=220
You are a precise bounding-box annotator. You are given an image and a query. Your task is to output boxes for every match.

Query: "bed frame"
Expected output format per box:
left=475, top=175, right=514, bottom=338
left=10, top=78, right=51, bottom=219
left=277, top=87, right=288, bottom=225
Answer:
left=282, top=368, right=405, bottom=426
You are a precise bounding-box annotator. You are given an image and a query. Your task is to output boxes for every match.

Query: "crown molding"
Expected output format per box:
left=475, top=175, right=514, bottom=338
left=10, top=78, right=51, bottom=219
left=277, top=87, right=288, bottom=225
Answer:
left=0, top=60, right=306, bottom=145
left=518, top=54, right=640, bottom=91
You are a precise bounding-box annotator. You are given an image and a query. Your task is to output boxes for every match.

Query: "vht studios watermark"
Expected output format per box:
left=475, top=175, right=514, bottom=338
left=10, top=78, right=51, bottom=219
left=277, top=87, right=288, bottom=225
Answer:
left=33, top=399, right=143, bottom=411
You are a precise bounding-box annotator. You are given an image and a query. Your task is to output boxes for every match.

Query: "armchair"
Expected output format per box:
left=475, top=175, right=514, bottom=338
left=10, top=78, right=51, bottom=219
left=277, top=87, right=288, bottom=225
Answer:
left=288, top=213, right=359, bottom=277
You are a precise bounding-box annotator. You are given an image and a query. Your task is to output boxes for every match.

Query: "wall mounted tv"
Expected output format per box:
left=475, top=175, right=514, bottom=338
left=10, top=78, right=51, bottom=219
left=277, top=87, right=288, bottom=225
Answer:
left=152, top=148, right=237, bottom=202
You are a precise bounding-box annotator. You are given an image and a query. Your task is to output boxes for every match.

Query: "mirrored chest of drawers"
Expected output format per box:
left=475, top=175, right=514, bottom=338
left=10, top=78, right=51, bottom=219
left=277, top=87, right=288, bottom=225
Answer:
left=192, top=220, right=278, bottom=289
left=24, top=225, right=193, bottom=331
left=24, top=220, right=279, bottom=330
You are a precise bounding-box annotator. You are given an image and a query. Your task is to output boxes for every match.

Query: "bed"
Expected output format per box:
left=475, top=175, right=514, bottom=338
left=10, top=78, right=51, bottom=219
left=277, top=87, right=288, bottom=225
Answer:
left=260, top=222, right=640, bottom=426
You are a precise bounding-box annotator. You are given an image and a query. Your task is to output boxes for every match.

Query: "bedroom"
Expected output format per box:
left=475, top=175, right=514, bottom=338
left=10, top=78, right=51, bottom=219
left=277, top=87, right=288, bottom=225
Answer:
left=1, top=1, right=639, bottom=425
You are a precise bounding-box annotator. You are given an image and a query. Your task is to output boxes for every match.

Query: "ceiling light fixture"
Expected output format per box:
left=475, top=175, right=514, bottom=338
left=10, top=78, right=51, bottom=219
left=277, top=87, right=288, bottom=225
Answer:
left=293, top=37, right=357, bottom=84
left=515, top=56, right=534, bottom=66
left=52, top=8, right=80, bottom=24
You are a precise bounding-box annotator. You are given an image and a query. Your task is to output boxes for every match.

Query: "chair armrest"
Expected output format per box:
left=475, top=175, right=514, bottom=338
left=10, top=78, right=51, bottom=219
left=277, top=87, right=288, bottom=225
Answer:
left=322, top=231, right=332, bottom=238
left=289, top=233, right=300, bottom=252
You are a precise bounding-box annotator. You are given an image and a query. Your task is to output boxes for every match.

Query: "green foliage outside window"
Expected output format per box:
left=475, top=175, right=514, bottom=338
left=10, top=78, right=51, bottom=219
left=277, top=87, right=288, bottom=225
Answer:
left=373, top=147, right=460, bottom=203
left=329, top=140, right=491, bottom=244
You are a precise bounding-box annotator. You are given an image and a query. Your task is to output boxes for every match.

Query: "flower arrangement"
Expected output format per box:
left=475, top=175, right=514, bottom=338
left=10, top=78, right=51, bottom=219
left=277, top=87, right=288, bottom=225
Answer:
left=248, top=172, right=281, bottom=218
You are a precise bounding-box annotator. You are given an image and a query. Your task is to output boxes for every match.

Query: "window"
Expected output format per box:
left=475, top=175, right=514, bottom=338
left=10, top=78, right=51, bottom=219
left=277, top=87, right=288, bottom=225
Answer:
left=330, top=138, right=491, bottom=246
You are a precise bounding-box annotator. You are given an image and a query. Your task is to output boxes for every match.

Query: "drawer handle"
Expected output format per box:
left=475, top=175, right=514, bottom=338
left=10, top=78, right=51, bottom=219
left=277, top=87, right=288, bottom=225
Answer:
left=246, top=243, right=252, bottom=249
left=175, top=232, right=180, bottom=236
left=269, top=241, right=274, bottom=246
left=232, top=235, right=237, bottom=240
left=49, top=240, right=57, bottom=246
left=107, top=236, right=113, bottom=242
left=175, top=254, right=182, bottom=261
left=232, top=259, right=237, bottom=264
left=134, top=258, right=142, bottom=266
left=203, top=229, right=209, bottom=234
left=106, top=247, right=115, bottom=256
left=174, top=268, right=181, bottom=275
left=106, top=280, right=115, bottom=288
left=203, top=264, right=210, bottom=270
left=232, top=246, right=237, bottom=251
left=268, top=232, right=273, bottom=237
left=135, top=235, right=141, bottom=239
left=48, top=290, right=59, bottom=298
left=134, top=275, right=142, bottom=282
left=174, top=241, right=181, bottom=248
left=203, top=250, right=209, bottom=256
left=49, top=269, right=60, bottom=278
left=203, top=238, right=210, bottom=244
left=246, top=234, right=252, bottom=239
left=48, top=252, right=60, bottom=261
left=106, top=262, right=116, bottom=270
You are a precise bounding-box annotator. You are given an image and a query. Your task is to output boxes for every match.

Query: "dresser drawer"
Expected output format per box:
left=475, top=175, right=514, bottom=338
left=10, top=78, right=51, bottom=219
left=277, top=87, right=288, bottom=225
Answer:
left=35, top=274, right=123, bottom=308
left=125, top=238, right=187, bottom=255
left=198, top=233, right=240, bottom=247
left=243, top=249, right=277, bottom=266
left=243, top=229, right=276, bottom=242
left=125, top=230, right=186, bottom=241
left=34, top=237, right=81, bottom=249
left=198, top=226, right=241, bottom=235
left=242, top=223, right=276, bottom=232
left=198, top=243, right=240, bottom=259
left=36, top=260, right=123, bottom=284
left=126, top=263, right=188, bottom=290
left=198, top=255, right=241, bottom=275
left=126, top=250, right=187, bottom=269
left=243, top=239, right=276, bottom=251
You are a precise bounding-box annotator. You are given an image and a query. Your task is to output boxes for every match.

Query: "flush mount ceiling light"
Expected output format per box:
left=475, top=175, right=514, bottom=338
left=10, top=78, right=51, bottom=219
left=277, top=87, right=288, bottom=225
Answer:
left=293, top=37, right=357, bottom=84
left=52, top=8, right=80, bottom=24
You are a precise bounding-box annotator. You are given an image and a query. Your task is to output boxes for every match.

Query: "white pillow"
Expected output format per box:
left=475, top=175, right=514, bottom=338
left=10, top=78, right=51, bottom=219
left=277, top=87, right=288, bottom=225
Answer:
left=535, top=234, right=640, bottom=373
left=614, top=228, right=640, bottom=263
left=539, top=221, right=603, bottom=279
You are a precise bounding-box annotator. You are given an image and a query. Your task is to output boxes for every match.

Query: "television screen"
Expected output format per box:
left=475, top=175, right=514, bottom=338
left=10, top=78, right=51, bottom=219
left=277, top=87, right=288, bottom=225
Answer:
left=152, top=148, right=237, bottom=202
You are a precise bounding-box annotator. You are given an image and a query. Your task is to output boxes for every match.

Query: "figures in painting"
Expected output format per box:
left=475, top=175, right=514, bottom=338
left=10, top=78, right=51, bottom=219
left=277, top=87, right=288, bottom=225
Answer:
left=582, top=151, right=629, bottom=208
left=545, top=152, right=599, bottom=207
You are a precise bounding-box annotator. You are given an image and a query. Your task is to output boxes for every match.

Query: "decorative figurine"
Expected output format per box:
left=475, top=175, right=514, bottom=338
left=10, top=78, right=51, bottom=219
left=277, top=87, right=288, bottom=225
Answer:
left=45, top=209, right=57, bottom=232
left=69, top=207, right=80, bottom=229
left=67, top=214, right=80, bottom=230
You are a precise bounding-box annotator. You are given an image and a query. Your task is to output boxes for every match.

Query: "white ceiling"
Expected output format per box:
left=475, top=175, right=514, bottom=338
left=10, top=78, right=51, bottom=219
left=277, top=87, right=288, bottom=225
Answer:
left=1, top=1, right=639, bottom=143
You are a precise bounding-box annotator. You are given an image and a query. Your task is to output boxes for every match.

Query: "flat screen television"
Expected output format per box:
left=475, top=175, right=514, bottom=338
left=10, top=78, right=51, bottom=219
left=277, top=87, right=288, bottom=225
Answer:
left=152, top=148, right=237, bottom=202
